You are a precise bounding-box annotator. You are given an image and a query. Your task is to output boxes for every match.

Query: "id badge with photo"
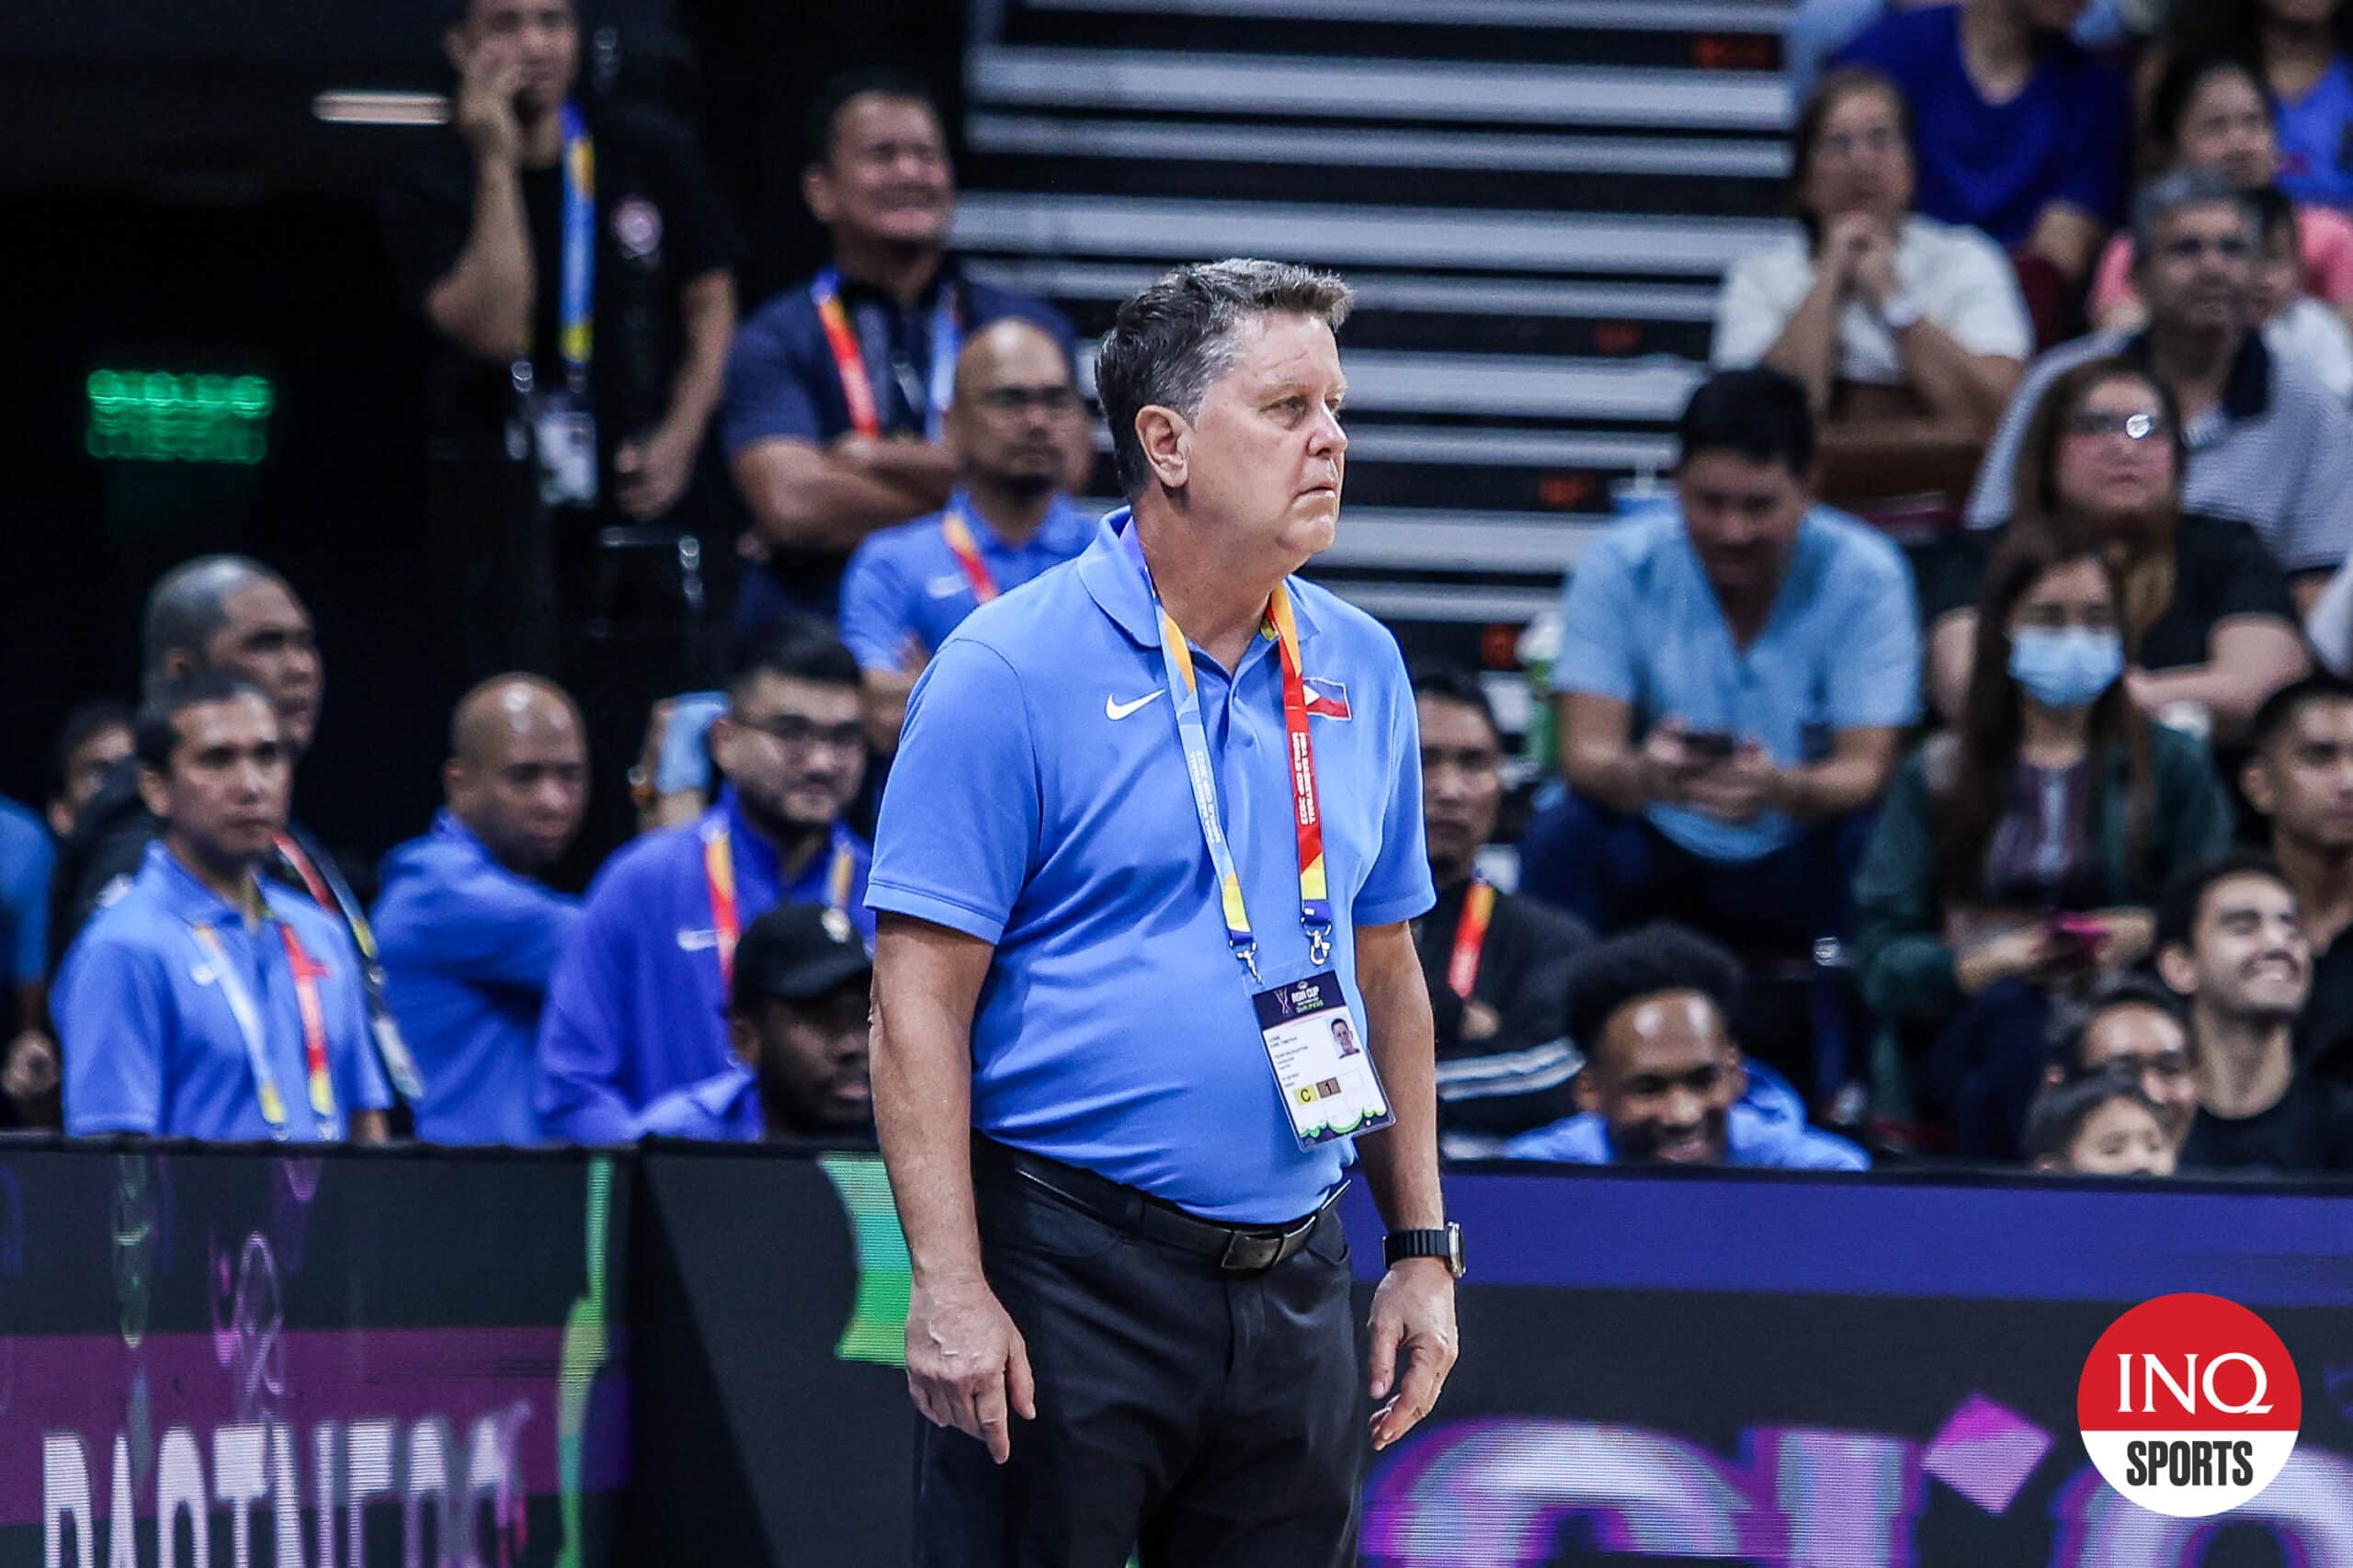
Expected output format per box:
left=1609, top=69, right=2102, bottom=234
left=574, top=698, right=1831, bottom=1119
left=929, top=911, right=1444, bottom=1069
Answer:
left=1251, top=969, right=1393, bottom=1151
left=533, top=391, right=599, bottom=508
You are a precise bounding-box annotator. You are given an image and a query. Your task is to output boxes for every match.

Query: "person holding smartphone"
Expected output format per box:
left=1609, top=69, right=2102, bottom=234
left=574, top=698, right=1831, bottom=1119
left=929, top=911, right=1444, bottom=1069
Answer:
left=1853, top=528, right=2234, bottom=1157
left=1520, top=368, right=1920, bottom=954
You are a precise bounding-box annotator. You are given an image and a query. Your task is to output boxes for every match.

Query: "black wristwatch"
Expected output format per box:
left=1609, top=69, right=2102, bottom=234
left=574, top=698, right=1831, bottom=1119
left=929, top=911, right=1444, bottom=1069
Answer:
left=1383, top=1222, right=1465, bottom=1278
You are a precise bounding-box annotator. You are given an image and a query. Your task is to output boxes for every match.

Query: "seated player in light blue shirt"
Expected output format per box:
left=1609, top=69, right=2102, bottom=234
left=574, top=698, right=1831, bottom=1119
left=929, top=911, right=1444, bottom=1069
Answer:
left=1502, top=923, right=1869, bottom=1170
left=838, top=318, right=1095, bottom=754
left=634, top=902, right=876, bottom=1144
left=1521, top=366, right=1919, bottom=953
left=537, top=624, right=874, bottom=1143
left=56, top=672, right=392, bottom=1142
left=372, top=676, right=589, bottom=1145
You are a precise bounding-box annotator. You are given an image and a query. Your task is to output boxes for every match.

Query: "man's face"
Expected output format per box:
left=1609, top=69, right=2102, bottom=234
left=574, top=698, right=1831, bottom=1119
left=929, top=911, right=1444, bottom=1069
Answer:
left=713, top=673, right=866, bottom=834
left=2247, top=698, right=2353, bottom=853
left=743, top=983, right=872, bottom=1132
left=806, top=94, right=953, bottom=249
left=2139, top=202, right=2256, bottom=336
left=449, top=698, right=589, bottom=874
left=1165, top=312, right=1348, bottom=563
left=947, top=324, right=1080, bottom=494
left=1577, top=992, right=1745, bottom=1165
left=460, top=0, right=578, bottom=117
left=2079, top=1005, right=2200, bottom=1148
left=1677, top=449, right=1810, bottom=601
left=50, top=721, right=132, bottom=836
left=1418, top=695, right=1503, bottom=882
left=2172, top=872, right=2311, bottom=1024
left=200, top=581, right=323, bottom=756
left=2064, top=1097, right=2178, bottom=1177
left=141, top=695, right=290, bottom=867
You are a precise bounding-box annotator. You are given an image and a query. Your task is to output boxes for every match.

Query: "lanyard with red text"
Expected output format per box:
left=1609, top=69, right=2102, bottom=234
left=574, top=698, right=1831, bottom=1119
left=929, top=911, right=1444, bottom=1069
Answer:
left=702, top=822, right=857, bottom=988
left=1448, top=875, right=1496, bottom=1001
left=188, top=917, right=336, bottom=1141
left=1141, top=555, right=1331, bottom=983
left=809, top=267, right=961, bottom=440
left=939, top=502, right=998, bottom=604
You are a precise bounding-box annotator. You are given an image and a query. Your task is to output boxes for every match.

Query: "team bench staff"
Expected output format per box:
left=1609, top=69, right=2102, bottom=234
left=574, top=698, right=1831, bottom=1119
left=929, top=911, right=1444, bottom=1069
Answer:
left=867, top=259, right=1462, bottom=1566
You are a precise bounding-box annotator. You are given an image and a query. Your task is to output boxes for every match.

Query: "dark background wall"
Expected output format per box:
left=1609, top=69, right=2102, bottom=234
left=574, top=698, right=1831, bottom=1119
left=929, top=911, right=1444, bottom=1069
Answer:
left=0, top=0, right=963, bottom=866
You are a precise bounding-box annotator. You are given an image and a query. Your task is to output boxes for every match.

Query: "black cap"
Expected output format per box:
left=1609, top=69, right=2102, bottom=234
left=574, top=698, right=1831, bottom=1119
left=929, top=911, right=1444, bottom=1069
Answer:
left=730, top=902, right=872, bottom=1009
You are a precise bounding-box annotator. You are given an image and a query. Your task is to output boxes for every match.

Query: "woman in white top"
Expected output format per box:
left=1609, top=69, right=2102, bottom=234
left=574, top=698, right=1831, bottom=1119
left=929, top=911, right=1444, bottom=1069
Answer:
left=1713, top=67, right=2033, bottom=508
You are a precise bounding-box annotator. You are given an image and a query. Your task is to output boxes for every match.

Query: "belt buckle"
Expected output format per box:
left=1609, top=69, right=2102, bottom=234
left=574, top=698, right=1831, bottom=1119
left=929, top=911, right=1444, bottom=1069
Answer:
left=1219, top=1229, right=1283, bottom=1272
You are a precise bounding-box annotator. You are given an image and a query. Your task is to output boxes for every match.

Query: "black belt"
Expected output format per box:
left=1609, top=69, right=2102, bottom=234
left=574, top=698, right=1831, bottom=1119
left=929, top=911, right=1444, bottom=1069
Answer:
left=977, top=1137, right=1344, bottom=1274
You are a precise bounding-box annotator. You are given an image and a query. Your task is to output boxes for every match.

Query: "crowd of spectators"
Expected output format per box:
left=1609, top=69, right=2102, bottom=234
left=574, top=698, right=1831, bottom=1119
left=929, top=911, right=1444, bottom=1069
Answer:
left=11, top=0, right=2353, bottom=1182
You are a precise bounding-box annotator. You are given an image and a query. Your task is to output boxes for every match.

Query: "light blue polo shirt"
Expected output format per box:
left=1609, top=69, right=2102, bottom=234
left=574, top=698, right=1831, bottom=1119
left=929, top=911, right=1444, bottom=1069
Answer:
left=1553, top=502, right=1920, bottom=863
left=838, top=492, right=1094, bottom=672
left=57, top=840, right=394, bottom=1141
left=866, top=508, right=1436, bottom=1223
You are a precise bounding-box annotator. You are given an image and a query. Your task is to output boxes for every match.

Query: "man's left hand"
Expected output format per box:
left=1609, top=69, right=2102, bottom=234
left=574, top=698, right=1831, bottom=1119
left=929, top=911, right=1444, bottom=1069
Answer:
left=1367, top=1257, right=1458, bottom=1450
left=1683, top=743, right=1781, bottom=825
left=615, top=426, right=698, bottom=520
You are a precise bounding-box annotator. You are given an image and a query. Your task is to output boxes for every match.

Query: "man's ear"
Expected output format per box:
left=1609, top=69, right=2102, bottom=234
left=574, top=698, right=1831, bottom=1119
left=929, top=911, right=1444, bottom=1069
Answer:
left=802, top=164, right=838, bottom=226
left=1722, top=1045, right=1747, bottom=1104
left=443, top=24, right=471, bottom=74
left=2242, top=756, right=2277, bottom=818
left=1134, top=406, right=1190, bottom=492
left=2156, top=943, right=2199, bottom=997
left=158, top=648, right=199, bottom=684
left=136, top=766, right=170, bottom=823
left=1573, top=1068, right=1599, bottom=1115
left=726, top=1010, right=761, bottom=1070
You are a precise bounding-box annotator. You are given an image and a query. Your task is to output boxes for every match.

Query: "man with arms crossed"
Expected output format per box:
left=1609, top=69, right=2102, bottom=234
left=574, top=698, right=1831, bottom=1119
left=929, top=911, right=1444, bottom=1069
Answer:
left=868, top=260, right=1461, bottom=1565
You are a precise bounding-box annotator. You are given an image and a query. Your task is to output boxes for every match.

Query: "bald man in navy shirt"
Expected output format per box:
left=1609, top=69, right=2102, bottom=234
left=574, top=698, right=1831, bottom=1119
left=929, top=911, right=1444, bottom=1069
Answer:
left=870, top=260, right=1461, bottom=1567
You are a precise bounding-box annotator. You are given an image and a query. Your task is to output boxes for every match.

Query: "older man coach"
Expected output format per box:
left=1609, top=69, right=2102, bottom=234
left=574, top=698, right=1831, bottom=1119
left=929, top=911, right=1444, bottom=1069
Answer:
left=867, top=259, right=1461, bottom=1565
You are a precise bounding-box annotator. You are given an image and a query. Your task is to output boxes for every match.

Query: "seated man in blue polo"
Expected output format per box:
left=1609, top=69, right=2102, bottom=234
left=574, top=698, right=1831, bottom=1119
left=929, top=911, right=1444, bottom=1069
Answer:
left=55, top=671, right=392, bottom=1142
left=839, top=317, right=1093, bottom=753
left=633, top=902, right=876, bottom=1144
left=1519, top=366, right=1919, bottom=950
left=718, top=67, right=1076, bottom=629
left=372, top=676, right=590, bottom=1145
left=537, top=622, right=873, bottom=1142
left=1505, top=922, right=1869, bottom=1169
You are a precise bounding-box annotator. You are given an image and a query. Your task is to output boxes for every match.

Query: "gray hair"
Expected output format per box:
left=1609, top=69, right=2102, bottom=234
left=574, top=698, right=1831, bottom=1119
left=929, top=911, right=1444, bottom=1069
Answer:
left=142, top=555, right=283, bottom=698
left=1095, top=258, right=1354, bottom=498
left=2130, top=165, right=2258, bottom=270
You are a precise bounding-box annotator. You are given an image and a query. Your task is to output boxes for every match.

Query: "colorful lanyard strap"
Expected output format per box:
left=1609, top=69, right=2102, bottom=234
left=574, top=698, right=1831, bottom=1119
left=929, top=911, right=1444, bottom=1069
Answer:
left=1448, top=875, right=1496, bottom=1002
left=274, top=832, right=424, bottom=1100
left=188, top=915, right=336, bottom=1141
left=702, top=822, right=858, bottom=988
left=556, top=101, right=596, bottom=394
left=939, top=502, right=998, bottom=604
left=1137, top=545, right=1331, bottom=984
left=809, top=267, right=961, bottom=441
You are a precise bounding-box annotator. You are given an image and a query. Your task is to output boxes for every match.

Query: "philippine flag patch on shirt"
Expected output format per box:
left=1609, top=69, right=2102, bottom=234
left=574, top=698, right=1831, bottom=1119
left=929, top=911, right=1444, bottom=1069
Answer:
left=1302, top=676, right=1352, bottom=721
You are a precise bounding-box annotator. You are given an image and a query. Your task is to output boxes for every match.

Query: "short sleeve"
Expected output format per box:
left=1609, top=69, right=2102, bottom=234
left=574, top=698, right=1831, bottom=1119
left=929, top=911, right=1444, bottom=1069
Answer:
left=717, top=301, right=825, bottom=456
left=1550, top=537, right=1643, bottom=703
left=2208, top=520, right=2301, bottom=624
left=1826, top=540, right=1923, bottom=729
left=838, top=538, right=921, bottom=671
left=2087, top=235, right=2138, bottom=321
left=2275, top=396, right=2353, bottom=574
left=58, top=937, right=169, bottom=1135
left=377, top=159, right=473, bottom=320
left=1352, top=653, right=1438, bottom=928
left=865, top=641, right=1042, bottom=944
left=1711, top=254, right=1793, bottom=369
left=642, top=116, right=741, bottom=281
left=1935, top=230, right=2033, bottom=360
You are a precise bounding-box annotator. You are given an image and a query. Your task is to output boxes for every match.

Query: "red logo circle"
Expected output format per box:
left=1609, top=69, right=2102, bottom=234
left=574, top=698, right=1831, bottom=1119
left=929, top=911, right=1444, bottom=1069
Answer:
left=2077, top=1293, right=2301, bottom=1517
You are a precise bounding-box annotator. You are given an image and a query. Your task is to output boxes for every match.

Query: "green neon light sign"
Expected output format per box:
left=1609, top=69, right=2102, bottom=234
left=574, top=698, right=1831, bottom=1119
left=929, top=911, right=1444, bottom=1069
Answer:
left=85, top=369, right=274, bottom=464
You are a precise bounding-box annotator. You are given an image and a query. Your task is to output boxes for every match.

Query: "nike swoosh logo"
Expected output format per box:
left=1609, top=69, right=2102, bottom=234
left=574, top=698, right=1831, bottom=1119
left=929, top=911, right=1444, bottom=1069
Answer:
left=1105, top=691, right=1165, bottom=721
left=676, top=928, right=720, bottom=952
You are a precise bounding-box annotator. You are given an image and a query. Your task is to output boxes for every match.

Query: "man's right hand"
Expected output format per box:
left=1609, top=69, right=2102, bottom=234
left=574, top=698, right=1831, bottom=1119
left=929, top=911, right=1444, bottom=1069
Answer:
left=1635, top=721, right=1695, bottom=806
left=905, top=1273, right=1037, bottom=1465
left=452, top=38, right=524, bottom=166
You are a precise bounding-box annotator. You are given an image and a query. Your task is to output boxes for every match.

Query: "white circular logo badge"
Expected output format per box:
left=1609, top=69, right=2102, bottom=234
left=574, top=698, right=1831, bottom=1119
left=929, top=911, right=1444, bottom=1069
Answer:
left=612, top=197, right=663, bottom=260
left=2077, top=1292, right=2301, bottom=1518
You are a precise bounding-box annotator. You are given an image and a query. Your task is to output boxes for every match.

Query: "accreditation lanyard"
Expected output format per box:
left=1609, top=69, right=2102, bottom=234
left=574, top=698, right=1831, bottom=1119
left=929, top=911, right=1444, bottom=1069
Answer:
left=939, top=503, right=998, bottom=604
left=1448, top=875, right=1496, bottom=1001
left=273, top=832, right=425, bottom=1101
left=188, top=917, right=336, bottom=1142
left=700, top=822, right=858, bottom=988
left=809, top=267, right=961, bottom=441
left=555, top=102, right=596, bottom=395
left=1141, top=566, right=1332, bottom=985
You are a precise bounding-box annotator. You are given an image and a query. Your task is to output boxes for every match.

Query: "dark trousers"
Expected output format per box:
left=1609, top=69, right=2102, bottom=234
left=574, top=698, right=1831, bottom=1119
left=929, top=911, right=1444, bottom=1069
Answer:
left=915, top=1147, right=1364, bottom=1568
left=1518, top=788, right=1871, bottom=950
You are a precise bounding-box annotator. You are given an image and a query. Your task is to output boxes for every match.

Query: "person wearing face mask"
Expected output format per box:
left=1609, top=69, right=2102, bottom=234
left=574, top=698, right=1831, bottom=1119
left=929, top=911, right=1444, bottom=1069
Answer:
left=1924, top=358, right=2308, bottom=742
left=1854, top=529, right=2234, bottom=1157
left=2154, top=854, right=2353, bottom=1172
